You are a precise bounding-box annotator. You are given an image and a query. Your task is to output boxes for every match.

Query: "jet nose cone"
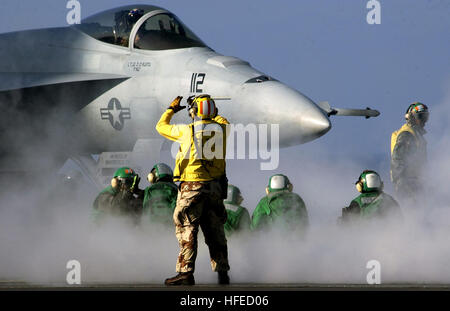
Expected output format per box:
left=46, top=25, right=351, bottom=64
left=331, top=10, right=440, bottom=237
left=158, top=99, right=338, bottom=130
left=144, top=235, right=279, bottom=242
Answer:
left=235, top=81, right=332, bottom=146
left=300, top=107, right=332, bottom=141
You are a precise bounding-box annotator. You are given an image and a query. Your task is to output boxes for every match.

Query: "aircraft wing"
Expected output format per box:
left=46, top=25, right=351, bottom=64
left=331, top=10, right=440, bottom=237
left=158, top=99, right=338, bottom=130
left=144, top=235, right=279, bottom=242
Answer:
left=318, top=101, right=380, bottom=119
left=0, top=72, right=130, bottom=92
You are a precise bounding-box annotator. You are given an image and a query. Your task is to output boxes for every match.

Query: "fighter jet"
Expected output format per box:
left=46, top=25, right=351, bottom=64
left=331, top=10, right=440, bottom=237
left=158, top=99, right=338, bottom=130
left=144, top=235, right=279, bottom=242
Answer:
left=0, top=4, right=379, bottom=187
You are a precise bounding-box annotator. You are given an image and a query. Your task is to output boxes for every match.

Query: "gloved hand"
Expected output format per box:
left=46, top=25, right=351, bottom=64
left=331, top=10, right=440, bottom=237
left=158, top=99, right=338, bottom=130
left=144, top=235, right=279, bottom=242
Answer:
left=130, top=175, right=141, bottom=193
left=168, top=96, right=186, bottom=113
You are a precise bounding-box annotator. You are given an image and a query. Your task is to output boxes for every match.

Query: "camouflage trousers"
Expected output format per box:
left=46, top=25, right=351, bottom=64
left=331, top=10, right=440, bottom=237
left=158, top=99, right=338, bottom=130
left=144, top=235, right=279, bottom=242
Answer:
left=173, top=180, right=230, bottom=273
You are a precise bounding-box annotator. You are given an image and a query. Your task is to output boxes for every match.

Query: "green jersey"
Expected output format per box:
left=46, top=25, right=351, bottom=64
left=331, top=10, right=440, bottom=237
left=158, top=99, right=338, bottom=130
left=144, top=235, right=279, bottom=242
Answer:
left=143, top=181, right=178, bottom=225
left=223, top=203, right=251, bottom=236
left=341, top=191, right=402, bottom=222
left=251, top=190, right=308, bottom=232
left=92, top=185, right=143, bottom=225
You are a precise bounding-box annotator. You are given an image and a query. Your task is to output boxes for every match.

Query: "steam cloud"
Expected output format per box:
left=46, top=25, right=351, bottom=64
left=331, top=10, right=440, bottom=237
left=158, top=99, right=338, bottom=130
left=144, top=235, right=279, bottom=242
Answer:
left=0, top=84, right=449, bottom=286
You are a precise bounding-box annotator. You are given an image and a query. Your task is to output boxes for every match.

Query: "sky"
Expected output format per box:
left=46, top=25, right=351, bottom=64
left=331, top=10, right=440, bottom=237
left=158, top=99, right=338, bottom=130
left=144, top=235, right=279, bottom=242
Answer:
left=0, top=0, right=449, bottom=285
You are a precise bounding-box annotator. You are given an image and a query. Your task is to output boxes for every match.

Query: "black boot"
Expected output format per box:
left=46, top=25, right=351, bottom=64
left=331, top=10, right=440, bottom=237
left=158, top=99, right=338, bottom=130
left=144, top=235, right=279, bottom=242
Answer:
left=218, top=271, right=230, bottom=285
left=164, top=272, right=195, bottom=286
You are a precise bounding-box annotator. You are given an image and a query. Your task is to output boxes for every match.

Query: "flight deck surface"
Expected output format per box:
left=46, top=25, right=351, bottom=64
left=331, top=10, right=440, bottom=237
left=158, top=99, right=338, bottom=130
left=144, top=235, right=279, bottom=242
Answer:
left=1, top=281, right=449, bottom=291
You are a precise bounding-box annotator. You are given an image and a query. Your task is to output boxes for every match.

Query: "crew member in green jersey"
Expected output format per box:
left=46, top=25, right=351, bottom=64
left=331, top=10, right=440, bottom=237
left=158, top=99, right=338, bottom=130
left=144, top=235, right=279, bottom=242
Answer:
left=143, top=163, right=178, bottom=226
left=223, top=184, right=251, bottom=236
left=340, top=170, right=402, bottom=224
left=251, top=174, right=308, bottom=233
left=92, top=167, right=144, bottom=225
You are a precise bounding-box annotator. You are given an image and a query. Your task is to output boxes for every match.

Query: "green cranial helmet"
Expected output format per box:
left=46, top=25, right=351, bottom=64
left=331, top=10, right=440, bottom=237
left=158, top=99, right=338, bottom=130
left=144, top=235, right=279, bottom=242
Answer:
left=267, top=174, right=292, bottom=193
left=224, top=184, right=243, bottom=205
left=152, top=163, right=173, bottom=179
left=114, top=167, right=136, bottom=179
left=405, top=102, right=429, bottom=126
left=356, top=170, right=383, bottom=193
left=148, top=163, right=173, bottom=184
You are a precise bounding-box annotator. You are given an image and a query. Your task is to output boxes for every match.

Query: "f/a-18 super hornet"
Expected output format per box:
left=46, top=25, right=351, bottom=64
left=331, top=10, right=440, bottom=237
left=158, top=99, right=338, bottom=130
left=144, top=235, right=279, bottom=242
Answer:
left=0, top=4, right=379, bottom=187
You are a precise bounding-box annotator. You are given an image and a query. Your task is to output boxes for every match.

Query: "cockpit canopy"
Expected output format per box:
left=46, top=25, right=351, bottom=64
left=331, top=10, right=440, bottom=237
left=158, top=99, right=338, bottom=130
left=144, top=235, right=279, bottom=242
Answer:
left=75, top=5, right=207, bottom=50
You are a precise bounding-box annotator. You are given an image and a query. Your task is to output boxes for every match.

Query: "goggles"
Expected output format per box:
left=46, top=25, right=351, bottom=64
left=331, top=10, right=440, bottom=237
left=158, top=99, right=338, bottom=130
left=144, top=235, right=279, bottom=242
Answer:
left=117, top=177, right=133, bottom=187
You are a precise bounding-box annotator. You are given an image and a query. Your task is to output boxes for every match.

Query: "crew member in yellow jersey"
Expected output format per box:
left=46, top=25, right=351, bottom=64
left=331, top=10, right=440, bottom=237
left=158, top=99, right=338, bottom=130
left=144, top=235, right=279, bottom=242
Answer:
left=156, top=94, right=230, bottom=286
left=390, top=102, right=429, bottom=205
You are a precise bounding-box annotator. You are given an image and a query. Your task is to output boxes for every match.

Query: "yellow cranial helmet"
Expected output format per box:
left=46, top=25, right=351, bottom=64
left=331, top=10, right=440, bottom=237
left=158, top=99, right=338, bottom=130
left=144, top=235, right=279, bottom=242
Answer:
left=188, top=94, right=217, bottom=119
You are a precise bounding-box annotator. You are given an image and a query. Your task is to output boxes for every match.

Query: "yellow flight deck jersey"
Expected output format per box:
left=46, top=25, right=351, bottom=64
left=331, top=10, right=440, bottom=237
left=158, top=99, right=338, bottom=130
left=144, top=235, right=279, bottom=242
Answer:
left=390, top=122, right=427, bottom=182
left=390, top=123, right=424, bottom=155
left=156, top=109, right=229, bottom=182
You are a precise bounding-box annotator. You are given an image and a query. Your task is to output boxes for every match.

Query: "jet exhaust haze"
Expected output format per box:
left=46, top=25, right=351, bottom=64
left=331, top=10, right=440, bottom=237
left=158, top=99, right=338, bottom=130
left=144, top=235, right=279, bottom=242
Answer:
left=0, top=85, right=449, bottom=286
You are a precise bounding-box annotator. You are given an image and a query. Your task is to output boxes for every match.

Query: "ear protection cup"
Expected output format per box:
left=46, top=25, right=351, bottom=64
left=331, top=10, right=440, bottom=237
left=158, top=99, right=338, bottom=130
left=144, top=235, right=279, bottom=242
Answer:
left=147, top=172, right=156, bottom=184
left=356, top=180, right=363, bottom=193
left=287, top=183, right=293, bottom=192
left=111, top=177, right=119, bottom=189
